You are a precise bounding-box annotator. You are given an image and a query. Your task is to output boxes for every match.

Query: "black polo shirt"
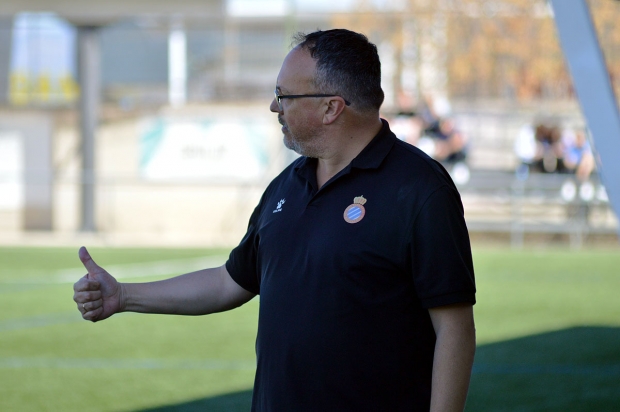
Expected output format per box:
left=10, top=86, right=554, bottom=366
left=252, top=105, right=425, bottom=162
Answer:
left=226, top=119, right=476, bottom=411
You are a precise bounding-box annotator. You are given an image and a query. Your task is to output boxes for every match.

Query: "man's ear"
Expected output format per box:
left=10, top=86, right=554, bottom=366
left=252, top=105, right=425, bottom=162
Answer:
left=323, top=97, right=347, bottom=125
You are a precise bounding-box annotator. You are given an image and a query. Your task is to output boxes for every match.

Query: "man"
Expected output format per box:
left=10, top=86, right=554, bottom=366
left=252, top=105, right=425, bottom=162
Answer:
left=74, top=29, right=476, bottom=411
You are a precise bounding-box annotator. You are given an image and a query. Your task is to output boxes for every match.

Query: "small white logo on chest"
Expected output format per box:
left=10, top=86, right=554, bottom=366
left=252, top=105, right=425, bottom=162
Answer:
left=273, top=198, right=286, bottom=213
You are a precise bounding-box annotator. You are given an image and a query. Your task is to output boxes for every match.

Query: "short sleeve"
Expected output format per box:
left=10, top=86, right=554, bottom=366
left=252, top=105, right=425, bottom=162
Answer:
left=226, top=203, right=263, bottom=295
left=410, top=185, right=476, bottom=308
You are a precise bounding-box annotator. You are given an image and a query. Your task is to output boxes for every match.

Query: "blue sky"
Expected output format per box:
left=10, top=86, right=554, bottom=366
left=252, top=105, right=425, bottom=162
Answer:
left=10, top=13, right=75, bottom=77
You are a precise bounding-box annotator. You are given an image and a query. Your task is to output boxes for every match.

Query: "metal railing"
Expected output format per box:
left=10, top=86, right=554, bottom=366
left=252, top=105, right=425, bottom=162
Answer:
left=456, top=169, right=617, bottom=247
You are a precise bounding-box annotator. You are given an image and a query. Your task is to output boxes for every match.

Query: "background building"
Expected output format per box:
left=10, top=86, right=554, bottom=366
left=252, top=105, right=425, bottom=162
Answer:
left=0, top=0, right=618, bottom=246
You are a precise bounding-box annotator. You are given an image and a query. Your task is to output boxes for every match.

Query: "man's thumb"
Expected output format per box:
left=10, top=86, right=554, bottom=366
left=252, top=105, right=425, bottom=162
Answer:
left=79, top=246, right=100, bottom=276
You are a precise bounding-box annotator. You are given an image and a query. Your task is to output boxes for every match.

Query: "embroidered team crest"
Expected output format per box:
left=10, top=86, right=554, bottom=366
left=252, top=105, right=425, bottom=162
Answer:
left=343, top=196, right=367, bottom=224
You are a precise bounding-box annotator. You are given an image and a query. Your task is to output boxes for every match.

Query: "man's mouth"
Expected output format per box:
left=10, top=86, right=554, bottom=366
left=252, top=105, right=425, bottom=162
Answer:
left=278, top=117, right=288, bottom=132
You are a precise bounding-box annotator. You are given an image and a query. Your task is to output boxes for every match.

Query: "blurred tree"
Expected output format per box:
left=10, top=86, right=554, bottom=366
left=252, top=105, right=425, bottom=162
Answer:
left=331, top=0, right=620, bottom=106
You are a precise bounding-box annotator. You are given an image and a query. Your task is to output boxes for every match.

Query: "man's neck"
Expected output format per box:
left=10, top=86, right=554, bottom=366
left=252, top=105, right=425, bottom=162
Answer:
left=315, top=117, right=383, bottom=188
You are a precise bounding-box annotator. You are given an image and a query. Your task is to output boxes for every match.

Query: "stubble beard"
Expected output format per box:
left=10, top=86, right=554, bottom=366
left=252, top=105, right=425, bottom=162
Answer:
left=280, top=116, right=326, bottom=158
left=282, top=126, right=302, bottom=154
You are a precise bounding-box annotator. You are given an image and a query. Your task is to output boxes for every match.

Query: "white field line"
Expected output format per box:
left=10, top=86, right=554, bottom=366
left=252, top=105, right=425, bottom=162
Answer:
left=473, top=363, right=620, bottom=376
left=0, top=356, right=256, bottom=370
left=0, top=312, right=83, bottom=332
left=1, top=255, right=229, bottom=285
left=2, top=357, right=619, bottom=375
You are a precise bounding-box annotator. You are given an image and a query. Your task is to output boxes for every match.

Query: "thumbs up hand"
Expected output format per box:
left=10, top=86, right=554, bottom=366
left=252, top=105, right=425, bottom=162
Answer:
left=73, top=246, right=123, bottom=322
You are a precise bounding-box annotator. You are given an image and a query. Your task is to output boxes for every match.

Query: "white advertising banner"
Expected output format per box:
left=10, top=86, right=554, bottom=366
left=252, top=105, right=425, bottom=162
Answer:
left=140, top=118, right=270, bottom=182
left=0, top=132, right=24, bottom=209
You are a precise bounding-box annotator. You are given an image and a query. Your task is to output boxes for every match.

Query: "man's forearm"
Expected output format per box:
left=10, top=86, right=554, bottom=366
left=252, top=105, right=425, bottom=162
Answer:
left=121, top=265, right=255, bottom=315
left=429, top=304, right=476, bottom=412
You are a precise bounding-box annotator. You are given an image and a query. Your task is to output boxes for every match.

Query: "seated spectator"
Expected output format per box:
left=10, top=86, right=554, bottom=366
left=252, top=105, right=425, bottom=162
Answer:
left=534, top=123, right=566, bottom=173
left=390, top=110, right=424, bottom=146
left=514, top=123, right=537, bottom=166
left=563, top=129, right=595, bottom=181
left=517, top=119, right=566, bottom=174
left=423, top=117, right=467, bottom=164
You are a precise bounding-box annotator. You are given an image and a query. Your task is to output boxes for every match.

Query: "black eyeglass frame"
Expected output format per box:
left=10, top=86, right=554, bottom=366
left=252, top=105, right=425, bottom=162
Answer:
left=274, top=90, right=351, bottom=111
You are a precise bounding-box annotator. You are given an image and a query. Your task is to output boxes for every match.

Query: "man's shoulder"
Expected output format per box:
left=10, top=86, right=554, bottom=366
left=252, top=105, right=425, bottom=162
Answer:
left=259, top=156, right=305, bottom=199
left=389, top=137, right=433, bottom=164
left=269, top=156, right=304, bottom=184
left=385, top=137, right=455, bottom=188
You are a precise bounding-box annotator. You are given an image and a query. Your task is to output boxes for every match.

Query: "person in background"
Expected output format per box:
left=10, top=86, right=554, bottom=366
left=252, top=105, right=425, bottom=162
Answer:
left=533, top=122, right=566, bottom=173
left=563, top=128, right=595, bottom=181
left=431, top=117, right=468, bottom=164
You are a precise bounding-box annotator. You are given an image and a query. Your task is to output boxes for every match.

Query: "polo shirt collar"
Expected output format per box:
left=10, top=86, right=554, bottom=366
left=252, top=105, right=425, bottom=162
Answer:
left=349, top=118, right=395, bottom=170
left=294, top=118, right=395, bottom=184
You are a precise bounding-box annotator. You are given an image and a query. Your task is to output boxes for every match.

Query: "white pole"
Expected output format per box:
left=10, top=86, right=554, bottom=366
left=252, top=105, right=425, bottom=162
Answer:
left=168, top=16, right=187, bottom=107
left=550, top=0, right=620, bottom=238
left=77, top=25, right=100, bottom=232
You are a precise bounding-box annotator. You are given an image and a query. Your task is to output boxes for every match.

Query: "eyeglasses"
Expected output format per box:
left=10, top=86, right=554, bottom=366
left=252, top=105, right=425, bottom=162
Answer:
left=274, top=90, right=351, bottom=112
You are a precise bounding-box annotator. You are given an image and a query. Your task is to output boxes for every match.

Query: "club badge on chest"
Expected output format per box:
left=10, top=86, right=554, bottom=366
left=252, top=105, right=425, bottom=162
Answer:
left=343, top=196, right=367, bottom=224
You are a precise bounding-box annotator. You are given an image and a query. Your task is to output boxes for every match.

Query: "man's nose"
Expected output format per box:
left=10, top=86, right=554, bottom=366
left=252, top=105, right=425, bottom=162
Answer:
left=270, top=98, right=280, bottom=113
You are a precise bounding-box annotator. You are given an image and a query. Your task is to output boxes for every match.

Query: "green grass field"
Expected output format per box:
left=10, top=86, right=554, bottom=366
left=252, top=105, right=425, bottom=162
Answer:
left=1, top=245, right=619, bottom=411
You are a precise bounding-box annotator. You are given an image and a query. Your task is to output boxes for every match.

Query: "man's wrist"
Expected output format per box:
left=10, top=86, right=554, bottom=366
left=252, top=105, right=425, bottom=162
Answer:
left=118, top=282, right=128, bottom=313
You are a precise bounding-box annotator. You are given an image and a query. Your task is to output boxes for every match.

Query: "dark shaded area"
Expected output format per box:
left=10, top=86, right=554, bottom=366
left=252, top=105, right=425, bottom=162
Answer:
left=137, top=390, right=252, bottom=412
left=136, top=327, right=620, bottom=412
left=467, top=326, right=620, bottom=412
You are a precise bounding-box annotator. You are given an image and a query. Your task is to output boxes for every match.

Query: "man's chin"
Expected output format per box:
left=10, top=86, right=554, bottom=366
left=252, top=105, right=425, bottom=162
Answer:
left=283, top=136, right=304, bottom=156
left=283, top=136, right=297, bottom=151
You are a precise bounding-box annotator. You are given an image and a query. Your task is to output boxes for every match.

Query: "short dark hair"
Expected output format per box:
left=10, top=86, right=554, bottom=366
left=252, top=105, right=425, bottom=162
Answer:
left=293, top=29, right=384, bottom=112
